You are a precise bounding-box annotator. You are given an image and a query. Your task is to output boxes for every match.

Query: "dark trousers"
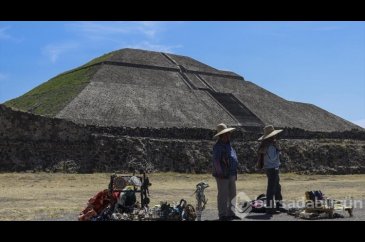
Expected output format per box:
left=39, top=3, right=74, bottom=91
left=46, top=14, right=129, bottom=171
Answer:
left=266, top=168, right=282, bottom=208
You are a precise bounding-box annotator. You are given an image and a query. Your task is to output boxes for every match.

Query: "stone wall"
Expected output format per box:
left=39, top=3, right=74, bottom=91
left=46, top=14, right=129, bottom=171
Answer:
left=1, top=105, right=365, bottom=174
left=86, top=126, right=365, bottom=141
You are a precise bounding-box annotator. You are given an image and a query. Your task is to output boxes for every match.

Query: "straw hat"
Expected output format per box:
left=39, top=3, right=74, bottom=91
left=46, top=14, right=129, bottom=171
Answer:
left=213, top=123, right=235, bottom=138
left=258, top=125, right=283, bottom=141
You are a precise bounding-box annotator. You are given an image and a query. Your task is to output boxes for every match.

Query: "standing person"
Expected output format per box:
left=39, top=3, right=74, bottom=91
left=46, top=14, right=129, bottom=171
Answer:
left=212, top=123, right=241, bottom=221
left=257, top=125, right=284, bottom=214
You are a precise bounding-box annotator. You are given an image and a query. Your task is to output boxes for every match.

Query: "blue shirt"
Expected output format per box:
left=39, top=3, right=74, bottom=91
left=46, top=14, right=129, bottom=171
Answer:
left=212, top=141, right=238, bottom=177
left=263, top=144, right=281, bottom=169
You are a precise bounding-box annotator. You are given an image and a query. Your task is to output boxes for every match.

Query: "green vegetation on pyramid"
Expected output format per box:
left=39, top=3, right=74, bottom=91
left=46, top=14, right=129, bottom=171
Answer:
left=4, top=66, right=99, bottom=117
left=4, top=51, right=118, bottom=117
left=3, top=48, right=362, bottom=131
left=79, top=51, right=117, bottom=68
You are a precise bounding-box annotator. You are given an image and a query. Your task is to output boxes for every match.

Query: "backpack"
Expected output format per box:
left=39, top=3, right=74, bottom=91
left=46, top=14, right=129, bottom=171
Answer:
left=250, top=194, right=266, bottom=213
left=305, top=190, right=323, bottom=201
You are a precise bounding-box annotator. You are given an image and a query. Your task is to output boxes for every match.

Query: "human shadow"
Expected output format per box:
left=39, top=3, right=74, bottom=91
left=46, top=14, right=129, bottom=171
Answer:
left=244, top=213, right=273, bottom=220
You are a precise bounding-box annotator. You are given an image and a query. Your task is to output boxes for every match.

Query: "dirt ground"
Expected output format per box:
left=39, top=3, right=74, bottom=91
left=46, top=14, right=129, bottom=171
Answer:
left=0, top=172, right=364, bottom=221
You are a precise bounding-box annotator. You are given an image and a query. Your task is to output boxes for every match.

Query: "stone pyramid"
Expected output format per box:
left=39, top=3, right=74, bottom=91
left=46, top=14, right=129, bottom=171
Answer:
left=4, top=48, right=361, bottom=132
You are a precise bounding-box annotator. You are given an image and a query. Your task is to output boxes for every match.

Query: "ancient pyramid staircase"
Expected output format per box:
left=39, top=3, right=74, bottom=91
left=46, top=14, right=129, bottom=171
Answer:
left=161, top=53, right=263, bottom=127
left=207, top=91, right=263, bottom=127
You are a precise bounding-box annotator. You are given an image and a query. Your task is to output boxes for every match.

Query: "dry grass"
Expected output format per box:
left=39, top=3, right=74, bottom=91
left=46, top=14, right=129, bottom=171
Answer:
left=0, top=172, right=364, bottom=220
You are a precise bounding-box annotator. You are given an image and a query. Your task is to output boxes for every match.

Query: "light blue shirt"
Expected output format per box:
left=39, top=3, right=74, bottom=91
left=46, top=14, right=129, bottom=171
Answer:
left=263, top=144, right=280, bottom=169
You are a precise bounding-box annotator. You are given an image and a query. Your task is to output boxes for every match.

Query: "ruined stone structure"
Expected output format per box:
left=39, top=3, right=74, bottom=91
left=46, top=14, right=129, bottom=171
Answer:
left=1, top=104, right=365, bottom=174
left=1, top=49, right=364, bottom=174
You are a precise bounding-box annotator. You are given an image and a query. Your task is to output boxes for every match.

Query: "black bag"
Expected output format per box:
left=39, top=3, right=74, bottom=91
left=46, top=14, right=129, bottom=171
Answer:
left=250, top=194, right=266, bottom=213
left=220, top=149, right=230, bottom=178
left=256, top=154, right=264, bottom=169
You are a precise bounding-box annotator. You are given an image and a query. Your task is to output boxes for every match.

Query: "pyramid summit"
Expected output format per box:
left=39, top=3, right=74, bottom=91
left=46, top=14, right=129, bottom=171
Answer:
left=4, top=48, right=361, bottom=132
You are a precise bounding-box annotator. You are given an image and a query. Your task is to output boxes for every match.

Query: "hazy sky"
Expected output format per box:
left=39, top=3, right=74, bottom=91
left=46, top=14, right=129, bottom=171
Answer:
left=1, top=21, right=364, bottom=127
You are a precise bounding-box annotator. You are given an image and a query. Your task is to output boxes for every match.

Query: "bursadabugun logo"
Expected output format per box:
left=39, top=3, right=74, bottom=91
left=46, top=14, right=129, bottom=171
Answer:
left=231, top=191, right=252, bottom=219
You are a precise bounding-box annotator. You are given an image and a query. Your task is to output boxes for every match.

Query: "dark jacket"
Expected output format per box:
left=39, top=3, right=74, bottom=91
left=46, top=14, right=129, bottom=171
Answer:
left=212, top=140, right=238, bottom=178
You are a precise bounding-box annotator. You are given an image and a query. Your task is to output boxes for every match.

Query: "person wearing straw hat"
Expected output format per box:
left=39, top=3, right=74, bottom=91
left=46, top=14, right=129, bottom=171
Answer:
left=212, top=123, right=241, bottom=221
left=257, top=125, right=284, bottom=214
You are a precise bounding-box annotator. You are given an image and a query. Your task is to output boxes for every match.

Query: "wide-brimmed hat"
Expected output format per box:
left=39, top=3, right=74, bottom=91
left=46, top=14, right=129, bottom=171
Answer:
left=258, top=125, right=283, bottom=141
left=213, top=123, right=235, bottom=138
